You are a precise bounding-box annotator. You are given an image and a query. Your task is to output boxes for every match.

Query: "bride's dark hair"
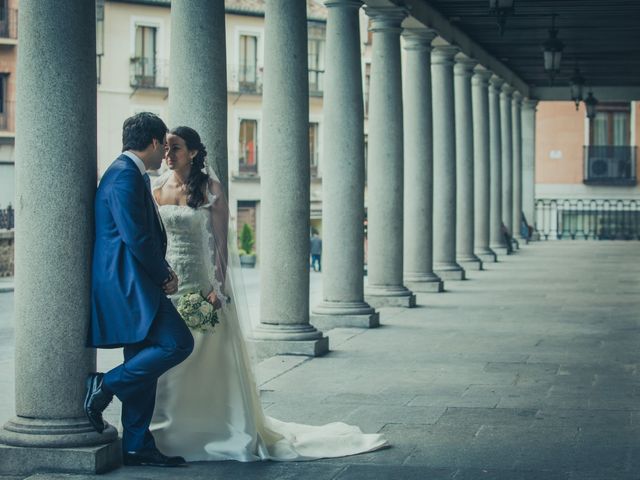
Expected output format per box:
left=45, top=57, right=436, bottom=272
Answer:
left=170, top=126, right=210, bottom=209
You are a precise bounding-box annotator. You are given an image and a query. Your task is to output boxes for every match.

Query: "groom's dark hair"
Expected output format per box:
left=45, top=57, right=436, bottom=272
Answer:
left=122, top=112, right=168, bottom=152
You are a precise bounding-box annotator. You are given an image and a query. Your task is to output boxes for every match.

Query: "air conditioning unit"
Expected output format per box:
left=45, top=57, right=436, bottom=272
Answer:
left=589, top=158, right=613, bottom=178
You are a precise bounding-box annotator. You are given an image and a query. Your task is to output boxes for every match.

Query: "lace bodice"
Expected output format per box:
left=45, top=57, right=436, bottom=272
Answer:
left=159, top=204, right=212, bottom=296
left=155, top=183, right=226, bottom=303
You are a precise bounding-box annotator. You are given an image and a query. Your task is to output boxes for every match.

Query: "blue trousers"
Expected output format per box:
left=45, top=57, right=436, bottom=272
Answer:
left=102, top=296, right=194, bottom=452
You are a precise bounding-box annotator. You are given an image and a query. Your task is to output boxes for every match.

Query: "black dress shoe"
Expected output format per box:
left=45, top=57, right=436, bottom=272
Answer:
left=84, top=372, right=113, bottom=433
left=123, top=448, right=187, bottom=467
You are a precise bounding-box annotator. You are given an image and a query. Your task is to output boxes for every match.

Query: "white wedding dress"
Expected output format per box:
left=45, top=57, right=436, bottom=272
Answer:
left=150, top=181, right=388, bottom=462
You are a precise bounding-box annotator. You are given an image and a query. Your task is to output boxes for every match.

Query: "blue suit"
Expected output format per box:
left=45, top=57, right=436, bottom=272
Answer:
left=90, top=154, right=193, bottom=452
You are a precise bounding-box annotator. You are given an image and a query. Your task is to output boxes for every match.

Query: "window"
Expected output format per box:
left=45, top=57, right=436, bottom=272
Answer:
left=590, top=103, right=630, bottom=146
left=364, top=63, right=371, bottom=117
left=133, top=25, right=157, bottom=87
left=0, top=74, right=8, bottom=130
left=585, top=103, right=635, bottom=185
left=309, top=122, right=319, bottom=177
left=239, top=34, right=258, bottom=90
left=96, top=0, right=105, bottom=84
left=308, top=38, right=325, bottom=94
left=239, top=119, right=258, bottom=174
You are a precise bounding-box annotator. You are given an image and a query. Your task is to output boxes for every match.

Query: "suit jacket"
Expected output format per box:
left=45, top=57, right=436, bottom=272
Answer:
left=89, top=154, right=170, bottom=348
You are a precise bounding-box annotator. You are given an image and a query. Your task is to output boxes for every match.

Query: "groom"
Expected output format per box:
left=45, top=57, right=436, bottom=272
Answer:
left=85, top=112, right=194, bottom=467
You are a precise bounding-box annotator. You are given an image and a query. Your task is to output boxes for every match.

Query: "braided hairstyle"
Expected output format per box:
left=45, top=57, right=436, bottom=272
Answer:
left=170, top=126, right=210, bottom=209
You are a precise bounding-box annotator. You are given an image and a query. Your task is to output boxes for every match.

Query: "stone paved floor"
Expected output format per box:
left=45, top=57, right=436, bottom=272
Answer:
left=1, top=241, right=640, bottom=479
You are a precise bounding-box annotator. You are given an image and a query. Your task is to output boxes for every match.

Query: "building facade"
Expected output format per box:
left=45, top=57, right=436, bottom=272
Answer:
left=0, top=0, right=17, bottom=209
left=535, top=101, right=640, bottom=239
left=97, top=0, right=328, bottom=258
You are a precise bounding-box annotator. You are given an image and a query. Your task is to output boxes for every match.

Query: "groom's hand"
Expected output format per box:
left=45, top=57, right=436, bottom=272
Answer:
left=162, top=269, right=179, bottom=295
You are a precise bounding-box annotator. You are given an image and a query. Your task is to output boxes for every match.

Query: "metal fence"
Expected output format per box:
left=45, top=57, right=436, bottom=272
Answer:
left=535, top=198, right=640, bottom=240
left=0, top=205, right=13, bottom=230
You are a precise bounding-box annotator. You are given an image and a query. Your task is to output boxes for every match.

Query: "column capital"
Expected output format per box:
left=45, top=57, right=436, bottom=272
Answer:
left=431, top=45, right=460, bottom=65
left=454, top=53, right=477, bottom=76
left=522, top=98, right=539, bottom=111
left=364, top=6, right=408, bottom=32
left=489, top=75, right=504, bottom=93
left=472, top=67, right=493, bottom=86
left=512, top=91, right=523, bottom=104
left=402, top=28, right=437, bottom=50
left=501, top=83, right=515, bottom=97
left=324, top=0, right=363, bottom=8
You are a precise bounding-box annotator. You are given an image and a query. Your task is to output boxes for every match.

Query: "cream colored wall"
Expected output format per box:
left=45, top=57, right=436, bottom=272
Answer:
left=98, top=4, right=327, bottom=247
left=98, top=2, right=170, bottom=174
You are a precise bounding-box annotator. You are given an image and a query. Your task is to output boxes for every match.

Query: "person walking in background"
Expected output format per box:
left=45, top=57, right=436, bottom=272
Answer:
left=310, top=230, right=322, bottom=272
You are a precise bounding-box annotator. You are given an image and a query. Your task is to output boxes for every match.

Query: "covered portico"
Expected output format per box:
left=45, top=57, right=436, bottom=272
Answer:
left=1, top=0, right=639, bottom=475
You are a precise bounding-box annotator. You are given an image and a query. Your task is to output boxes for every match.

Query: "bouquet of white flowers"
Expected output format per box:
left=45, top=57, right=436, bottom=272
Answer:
left=176, top=292, right=220, bottom=333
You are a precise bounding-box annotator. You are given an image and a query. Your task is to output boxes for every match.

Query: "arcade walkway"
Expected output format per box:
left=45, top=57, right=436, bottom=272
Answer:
left=1, top=241, right=639, bottom=479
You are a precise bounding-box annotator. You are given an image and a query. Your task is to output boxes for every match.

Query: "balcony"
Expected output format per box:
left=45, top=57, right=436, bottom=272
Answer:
left=0, top=8, right=17, bottom=43
left=308, top=69, right=324, bottom=96
left=583, top=145, right=637, bottom=186
left=129, top=57, right=169, bottom=90
left=0, top=100, right=14, bottom=133
left=228, top=64, right=263, bottom=95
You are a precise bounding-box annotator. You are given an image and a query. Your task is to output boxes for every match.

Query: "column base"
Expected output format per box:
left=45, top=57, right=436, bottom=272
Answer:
left=403, top=272, right=444, bottom=293
left=310, top=312, right=379, bottom=330
left=433, top=262, right=466, bottom=280
left=310, top=300, right=379, bottom=329
left=248, top=324, right=329, bottom=359
left=364, top=284, right=416, bottom=308
left=0, top=429, right=120, bottom=476
left=404, top=279, right=444, bottom=293
left=457, top=259, right=483, bottom=271
left=491, top=244, right=511, bottom=257
left=476, top=250, right=498, bottom=263
left=456, top=254, right=483, bottom=271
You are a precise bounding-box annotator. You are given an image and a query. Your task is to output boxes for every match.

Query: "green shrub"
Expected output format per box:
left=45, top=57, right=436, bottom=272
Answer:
left=239, top=223, right=255, bottom=254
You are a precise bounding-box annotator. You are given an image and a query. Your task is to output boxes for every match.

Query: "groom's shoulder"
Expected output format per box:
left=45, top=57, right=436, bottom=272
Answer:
left=100, top=155, right=137, bottom=186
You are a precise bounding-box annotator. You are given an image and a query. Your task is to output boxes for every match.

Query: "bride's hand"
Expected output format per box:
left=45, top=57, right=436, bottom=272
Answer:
left=206, top=291, right=222, bottom=310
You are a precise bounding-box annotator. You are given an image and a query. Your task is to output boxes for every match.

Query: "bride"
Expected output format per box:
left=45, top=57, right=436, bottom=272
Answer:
left=151, top=126, right=387, bottom=462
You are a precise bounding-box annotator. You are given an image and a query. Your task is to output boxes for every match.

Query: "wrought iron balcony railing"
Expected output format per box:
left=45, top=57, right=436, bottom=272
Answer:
left=0, top=204, right=14, bottom=230
left=129, top=57, right=169, bottom=89
left=0, top=100, right=15, bottom=132
left=308, top=69, right=324, bottom=96
left=583, top=146, right=637, bottom=185
left=0, top=8, right=17, bottom=40
left=535, top=198, right=640, bottom=240
left=228, top=64, right=263, bottom=94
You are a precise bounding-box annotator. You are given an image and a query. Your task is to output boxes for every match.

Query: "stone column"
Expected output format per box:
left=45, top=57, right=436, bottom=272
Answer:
left=310, top=0, right=379, bottom=330
left=500, top=84, right=514, bottom=245
left=511, top=91, right=523, bottom=240
left=0, top=0, right=119, bottom=476
left=454, top=54, right=482, bottom=272
left=432, top=44, right=465, bottom=281
left=472, top=68, right=497, bottom=263
left=521, top=99, right=538, bottom=238
left=169, top=0, right=228, bottom=193
left=363, top=6, right=415, bottom=308
left=402, top=28, right=443, bottom=293
left=250, top=1, right=328, bottom=357
left=489, top=76, right=507, bottom=253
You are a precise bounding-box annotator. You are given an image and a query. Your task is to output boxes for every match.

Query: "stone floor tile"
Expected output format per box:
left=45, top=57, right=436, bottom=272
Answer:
left=333, top=464, right=456, bottom=480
